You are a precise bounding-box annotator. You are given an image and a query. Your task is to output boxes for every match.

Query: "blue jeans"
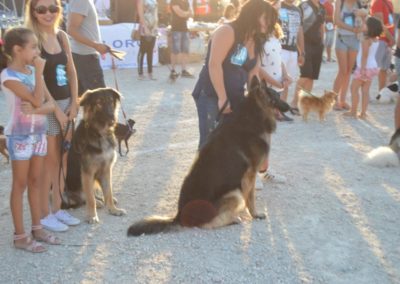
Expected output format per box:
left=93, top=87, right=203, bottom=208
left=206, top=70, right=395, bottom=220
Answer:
left=194, top=90, right=218, bottom=149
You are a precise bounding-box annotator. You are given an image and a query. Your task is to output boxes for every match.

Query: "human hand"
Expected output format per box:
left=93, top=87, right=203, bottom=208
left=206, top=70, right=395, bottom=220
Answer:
left=94, top=43, right=109, bottom=55
left=298, top=54, right=305, bottom=66
left=21, top=101, right=35, bottom=115
left=67, top=103, right=79, bottom=120
left=55, top=109, right=69, bottom=131
left=218, top=98, right=232, bottom=114
left=32, top=56, right=46, bottom=73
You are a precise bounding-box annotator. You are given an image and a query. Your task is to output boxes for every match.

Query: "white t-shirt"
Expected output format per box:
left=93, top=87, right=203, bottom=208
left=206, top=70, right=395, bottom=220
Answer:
left=262, top=36, right=283, bottom=92
left=0, top=67, right=47, bottom=136
left=356, top=40, right=379, bottom=69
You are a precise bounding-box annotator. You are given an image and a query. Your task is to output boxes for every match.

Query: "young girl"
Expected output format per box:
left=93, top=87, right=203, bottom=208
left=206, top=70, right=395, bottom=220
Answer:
left=345, top=17, right=383, bottom=119
left=0, top=27, right=59, bottom=252
left=26, top=0, right=80, bottom=231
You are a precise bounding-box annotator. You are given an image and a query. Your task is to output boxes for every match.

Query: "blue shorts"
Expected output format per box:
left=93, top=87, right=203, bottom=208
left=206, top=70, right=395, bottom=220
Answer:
left=171, top=31, right=190, bottom=54
left=7, top=134, right=47, bottom=161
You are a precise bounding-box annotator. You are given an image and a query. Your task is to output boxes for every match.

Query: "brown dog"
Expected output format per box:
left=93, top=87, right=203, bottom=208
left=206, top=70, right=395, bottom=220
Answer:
left=0, top=126, right=9, bottom=163
left=298, top=90, right=338, bottom=122
left=63, top=88, right=126, bottom=223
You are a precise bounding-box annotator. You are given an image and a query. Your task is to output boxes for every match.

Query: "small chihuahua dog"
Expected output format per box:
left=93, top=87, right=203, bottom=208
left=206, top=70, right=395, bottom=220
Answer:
left=298, top=90, right=338, bottom=122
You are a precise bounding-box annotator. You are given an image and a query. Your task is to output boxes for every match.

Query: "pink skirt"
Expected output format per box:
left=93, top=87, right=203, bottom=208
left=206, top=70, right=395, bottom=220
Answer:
left=353, top=67, right=379, bottom=82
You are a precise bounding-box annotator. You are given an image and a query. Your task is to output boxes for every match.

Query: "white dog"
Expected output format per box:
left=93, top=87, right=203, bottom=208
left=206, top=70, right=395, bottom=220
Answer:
left=364, top=129, right=400, bottom=167
left=375, top=82, right=398, bottom=104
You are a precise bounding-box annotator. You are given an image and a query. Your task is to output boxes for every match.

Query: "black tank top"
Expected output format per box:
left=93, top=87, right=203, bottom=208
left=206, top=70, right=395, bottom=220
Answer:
left=41, top=32, right=71, bottom=100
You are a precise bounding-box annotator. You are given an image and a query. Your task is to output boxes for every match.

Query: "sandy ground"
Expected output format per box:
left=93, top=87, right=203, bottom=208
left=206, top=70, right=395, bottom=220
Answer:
left=0, top=60, right=399, bottom=284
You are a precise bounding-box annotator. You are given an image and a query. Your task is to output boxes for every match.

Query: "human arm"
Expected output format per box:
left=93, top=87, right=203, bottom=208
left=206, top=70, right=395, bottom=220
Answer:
left=297, top=26, right=305, bottom=66
left=67, top=12, right=108, bottom=54
left=259, top=67, right=283, bottom=89
left=208, top=25, right=234, bottom=113
left=59, top=30, right=79, bottom=120
left=360, top=38, right=370, bottom=70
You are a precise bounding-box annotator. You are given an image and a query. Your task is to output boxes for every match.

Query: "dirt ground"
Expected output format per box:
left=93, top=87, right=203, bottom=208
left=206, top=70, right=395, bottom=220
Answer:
left=0, top=60, right=399, bottom=284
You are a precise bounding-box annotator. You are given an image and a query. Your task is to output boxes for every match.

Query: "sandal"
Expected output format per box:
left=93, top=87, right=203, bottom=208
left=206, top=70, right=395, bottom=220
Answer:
left=14, top=233, right=46, bottom=253
left=32, top=225, right=61, bottom=245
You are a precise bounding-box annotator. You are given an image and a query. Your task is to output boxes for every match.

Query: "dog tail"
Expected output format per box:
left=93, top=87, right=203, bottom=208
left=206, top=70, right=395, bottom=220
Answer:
left=364, top=146, right=400, bottom=167
left=127, top=216, right=179, bottom=237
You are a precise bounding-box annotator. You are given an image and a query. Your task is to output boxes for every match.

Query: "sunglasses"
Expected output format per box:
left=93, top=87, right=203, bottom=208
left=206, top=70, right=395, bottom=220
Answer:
left=34, top=5, right=60, bottom=14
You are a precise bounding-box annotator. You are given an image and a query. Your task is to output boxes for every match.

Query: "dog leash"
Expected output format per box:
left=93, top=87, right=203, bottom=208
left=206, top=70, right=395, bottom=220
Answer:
left=110, top=51, right=134, bottom=134
left=58, top=119, right=74, bottom=207
left=215, top=100, right=230, bottom=126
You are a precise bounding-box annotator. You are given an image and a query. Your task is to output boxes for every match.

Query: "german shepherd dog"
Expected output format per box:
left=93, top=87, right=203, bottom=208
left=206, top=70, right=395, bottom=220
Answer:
left=364, top=128, right=400, bottom=167
left=127, top=77, right=290, bottom=236
left=62, top=88, right=126, bottom=223
left=114, top=119, right=136, bottom=156
left=0, top=125, right=9, bottom=163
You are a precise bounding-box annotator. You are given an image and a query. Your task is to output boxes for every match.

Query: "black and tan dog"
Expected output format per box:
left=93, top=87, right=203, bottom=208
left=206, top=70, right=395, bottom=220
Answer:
left=127, top=77, right=290, bottom=236
left=0, top=126, right=9, bottom=163
left=115, top=118, right=136, bottom=156
left=63, top=88, right=126, bottom=223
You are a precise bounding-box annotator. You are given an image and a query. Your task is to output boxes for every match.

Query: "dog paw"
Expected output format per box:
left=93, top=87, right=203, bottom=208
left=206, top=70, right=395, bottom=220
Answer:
left=253, top=213, right=266, bottom=220
left=87, top=215, right=99, bottom=224
left=230, top=216, right=243, bottom=225
left=108, top=207, right=126, bottom=216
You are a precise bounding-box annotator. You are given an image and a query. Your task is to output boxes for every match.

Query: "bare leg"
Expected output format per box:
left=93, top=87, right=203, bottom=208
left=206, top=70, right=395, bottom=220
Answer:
left=10, top=160, right=30, bottom=235
left=359, top=80, right=372, bottom=119
left=378, top=69, right=387, bottom=91
left=27, top=155, right=45, bottom=229
left=395, top=96, right=400, bottom=130
left=344, top=79, right=361, bottom=117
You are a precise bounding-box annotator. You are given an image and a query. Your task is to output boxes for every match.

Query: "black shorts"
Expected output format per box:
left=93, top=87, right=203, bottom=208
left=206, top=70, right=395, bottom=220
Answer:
left=300, top=44, right=324, bottom=80
left=72, top=53, right=106, bottom=97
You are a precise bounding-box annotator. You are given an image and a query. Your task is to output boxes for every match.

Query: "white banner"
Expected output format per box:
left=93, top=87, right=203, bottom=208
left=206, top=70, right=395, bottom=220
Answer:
left=99, top=23, right=159, bottom=70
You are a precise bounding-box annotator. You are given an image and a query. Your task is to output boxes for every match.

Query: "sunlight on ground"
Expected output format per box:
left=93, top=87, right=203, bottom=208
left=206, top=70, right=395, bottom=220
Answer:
left=381, top=183, right=400, bottom=203
left=136, top=252, right=172, bottom=283
left=325, top=168, right=399, bottom=281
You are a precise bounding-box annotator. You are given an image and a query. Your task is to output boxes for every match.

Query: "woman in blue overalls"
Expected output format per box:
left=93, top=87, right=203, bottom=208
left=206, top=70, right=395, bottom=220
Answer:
left=192, top=0, right=279, bottom=148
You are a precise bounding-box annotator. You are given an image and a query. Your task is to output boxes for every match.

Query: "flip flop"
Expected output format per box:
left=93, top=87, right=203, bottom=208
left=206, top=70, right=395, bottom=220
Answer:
left=14, top=233, right=46, bottom=253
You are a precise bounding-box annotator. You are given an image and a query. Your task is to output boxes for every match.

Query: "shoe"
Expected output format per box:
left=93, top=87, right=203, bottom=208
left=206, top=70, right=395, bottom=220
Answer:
left=279, top=112, right=294, bottom=122
left=181, top=69, right=194, bottom=78
left=259, top=169, right=287, bottom=184
left=40, top=214, right=69, bottom=232
left=55, top=210, right=81, bottom=226
left=148, top=74, right=157, bottom=81
left=138, top=74, right=145, bottom=80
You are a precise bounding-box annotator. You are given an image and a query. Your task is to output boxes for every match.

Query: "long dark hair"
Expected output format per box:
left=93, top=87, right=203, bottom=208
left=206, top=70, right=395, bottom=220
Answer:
left=0, top=27, right=35, bottom=72
left=231, top=0, right=278, bottom=56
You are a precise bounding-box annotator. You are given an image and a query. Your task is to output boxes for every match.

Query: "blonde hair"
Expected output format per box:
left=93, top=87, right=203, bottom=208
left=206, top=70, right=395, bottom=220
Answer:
left=24, top=0, right=63, bottom=48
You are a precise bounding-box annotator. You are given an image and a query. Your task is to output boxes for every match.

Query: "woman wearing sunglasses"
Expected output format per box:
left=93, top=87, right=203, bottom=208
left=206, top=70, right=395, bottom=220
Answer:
left=25, top=0, right=81, bottom=232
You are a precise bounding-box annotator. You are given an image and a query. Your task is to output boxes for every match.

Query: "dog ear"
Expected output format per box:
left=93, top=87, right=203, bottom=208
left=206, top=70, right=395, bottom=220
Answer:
left=79, top=89, right=96, bottom=107
left=109, top=88, right=122, bottom=102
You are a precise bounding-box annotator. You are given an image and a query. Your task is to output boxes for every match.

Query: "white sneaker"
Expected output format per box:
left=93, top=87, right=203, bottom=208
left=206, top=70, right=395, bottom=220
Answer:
left=41, top=214, right=69, bottom=232
left=55, top=210, right=81, bottom=226
left=259, top=169, right=287, bottom=184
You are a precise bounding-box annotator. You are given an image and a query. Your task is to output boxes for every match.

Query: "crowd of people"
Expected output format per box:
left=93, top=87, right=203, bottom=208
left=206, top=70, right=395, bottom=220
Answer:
left=0, top=0, right=399, bottom=254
